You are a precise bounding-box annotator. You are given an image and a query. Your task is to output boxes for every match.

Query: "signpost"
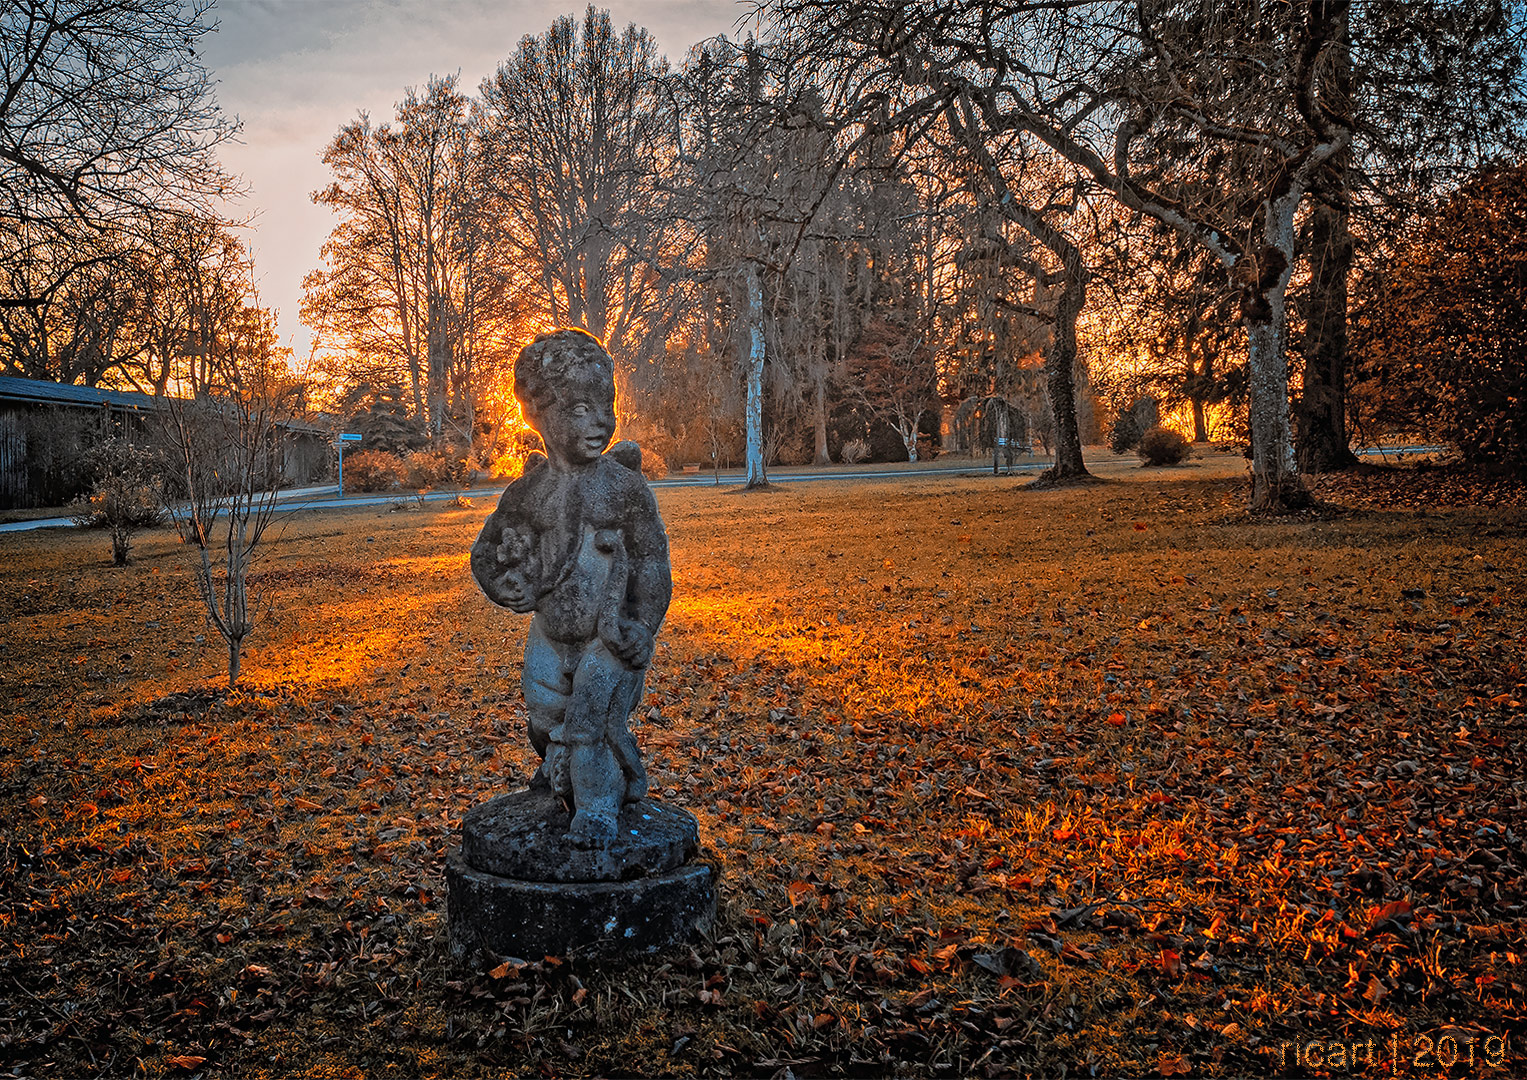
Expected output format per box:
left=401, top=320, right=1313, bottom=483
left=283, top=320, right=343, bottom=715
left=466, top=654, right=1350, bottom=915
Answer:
left=336, top=433, right=361, bottom=494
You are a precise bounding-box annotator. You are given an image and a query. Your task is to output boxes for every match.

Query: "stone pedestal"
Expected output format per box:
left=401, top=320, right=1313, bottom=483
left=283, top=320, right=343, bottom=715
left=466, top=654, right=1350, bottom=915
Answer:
left=447, top=788, right=715, bottom=964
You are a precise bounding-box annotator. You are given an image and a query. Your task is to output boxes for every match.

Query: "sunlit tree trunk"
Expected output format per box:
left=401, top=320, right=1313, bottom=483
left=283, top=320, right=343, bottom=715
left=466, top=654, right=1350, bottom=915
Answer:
left=1038, top=258, right=1089, bottom=484
left=426, top=291, right=450, bottom=438
left=743, top=262, right=768, bottom=488
left=1244, top=194, right=1313, bottom=512
left=1191, top=345, right=1212, bottom=442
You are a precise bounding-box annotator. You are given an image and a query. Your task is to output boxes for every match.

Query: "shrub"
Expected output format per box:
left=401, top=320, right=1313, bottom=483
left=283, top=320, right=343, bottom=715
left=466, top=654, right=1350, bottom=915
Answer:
left=402, top=448, right=471, bottom=489
left=402, top=449, right=444, bottom=489
left=1351, top=161, right=1527, bottom=468
left=71, top=438, right=167, bottom=565
left=344, top=449, right=404, bottom=492
left=640, top=445, right=668, bottom=480
left=776, top=429, right=814, bottom=466
left=440, top=452, right=474, bottom=488
left=839, top=438, right=870, bottom=464
left=1109, top=398, right=1160, bottom=454
left=1136, top=425, right=1192, bottom=466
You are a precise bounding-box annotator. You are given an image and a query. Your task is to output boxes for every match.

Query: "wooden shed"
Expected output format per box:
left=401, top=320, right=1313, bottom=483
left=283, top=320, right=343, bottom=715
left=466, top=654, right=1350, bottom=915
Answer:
left=0, top=375, right=332, bottom=511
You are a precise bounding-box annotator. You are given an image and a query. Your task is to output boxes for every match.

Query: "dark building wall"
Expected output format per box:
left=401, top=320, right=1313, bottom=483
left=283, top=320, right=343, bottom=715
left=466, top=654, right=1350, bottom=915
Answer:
left=0, top=404, right=26, bottom=510
left=0, top=402, right=117, bottom=510
left=1, top=375, right=332, bottom=509
left=283, top=432, right=333, bottom=487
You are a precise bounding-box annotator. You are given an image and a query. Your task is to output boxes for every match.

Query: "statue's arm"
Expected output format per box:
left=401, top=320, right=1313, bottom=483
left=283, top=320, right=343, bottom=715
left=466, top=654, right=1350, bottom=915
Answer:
left=624, top=487, right=672, bottom=635
left=470, top=479, right=539, bottom=612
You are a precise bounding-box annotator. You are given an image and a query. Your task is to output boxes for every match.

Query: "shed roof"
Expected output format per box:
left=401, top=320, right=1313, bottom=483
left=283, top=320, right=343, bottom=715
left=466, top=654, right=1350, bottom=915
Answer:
left=0, top=374, right=157, bottom=412
left=0, top=375, right=329, bottom=436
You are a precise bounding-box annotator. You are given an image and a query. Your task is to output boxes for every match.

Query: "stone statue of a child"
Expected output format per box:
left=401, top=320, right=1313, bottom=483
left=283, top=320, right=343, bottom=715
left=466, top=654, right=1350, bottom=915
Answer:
left=471, top=329, right=672, bottom=849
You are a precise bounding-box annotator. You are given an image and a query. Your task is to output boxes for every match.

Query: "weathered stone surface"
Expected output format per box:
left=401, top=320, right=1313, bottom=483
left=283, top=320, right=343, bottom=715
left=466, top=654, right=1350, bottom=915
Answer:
left=469, top=328, right=673, bottom=850
left=449, top=328, right=715, bottom=967
left=446, top=854, right=715, bottom=964
left=461, top=788, right=698, bottom=883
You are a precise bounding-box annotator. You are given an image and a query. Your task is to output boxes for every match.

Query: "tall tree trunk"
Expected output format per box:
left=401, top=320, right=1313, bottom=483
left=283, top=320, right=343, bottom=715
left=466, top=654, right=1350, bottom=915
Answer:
left=1239, top=188, right=1315, bottom=511
left=1191, top=394, right=1209, bottom=443
left=427, top=291, right=450, bottom=439
left=1188, top=341, right=1213, bottom=442
left=743, top=263, right=767, bottom=488
left=1296, top=184, right=1358, bottom=472
left=1036, top=260, right=1091, bottom=484
left=993, top=402, right=1008, bottom=475
left=1296, top=20, right=1356, bottom=474
left=812, top=368, right=830, bottom=465
left=1245, top=301, right=1304, bottom=510
left=1242, top=231, right=1312, bottom=511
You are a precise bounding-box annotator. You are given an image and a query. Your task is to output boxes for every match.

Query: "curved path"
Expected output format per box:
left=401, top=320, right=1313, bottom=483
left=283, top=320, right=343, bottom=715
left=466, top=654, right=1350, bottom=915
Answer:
left=0, top=444, right=1445, bottom=534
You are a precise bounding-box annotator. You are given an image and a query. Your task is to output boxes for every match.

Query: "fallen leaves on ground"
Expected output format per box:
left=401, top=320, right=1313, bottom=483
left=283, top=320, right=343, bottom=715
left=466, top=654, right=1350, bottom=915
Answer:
left=1, top=460, right=1524, bottom=1077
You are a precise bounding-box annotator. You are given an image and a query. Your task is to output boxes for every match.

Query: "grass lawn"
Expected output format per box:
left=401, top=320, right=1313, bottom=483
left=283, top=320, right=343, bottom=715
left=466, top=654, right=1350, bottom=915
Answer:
left=1, top=454, right=1523, bottom=1077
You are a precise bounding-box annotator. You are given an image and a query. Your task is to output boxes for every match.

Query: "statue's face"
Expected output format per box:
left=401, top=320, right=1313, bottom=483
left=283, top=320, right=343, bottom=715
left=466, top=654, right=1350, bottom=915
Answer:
left=537, top=377, right=616, bottom=465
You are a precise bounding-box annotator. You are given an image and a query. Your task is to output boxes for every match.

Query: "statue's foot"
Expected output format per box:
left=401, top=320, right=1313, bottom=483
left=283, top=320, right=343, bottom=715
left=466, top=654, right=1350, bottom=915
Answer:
left=528, top=766, right=551, bottom=792
left=566, top=809, right=618, bottom=849
left=623, top=765, right=648, bottom=802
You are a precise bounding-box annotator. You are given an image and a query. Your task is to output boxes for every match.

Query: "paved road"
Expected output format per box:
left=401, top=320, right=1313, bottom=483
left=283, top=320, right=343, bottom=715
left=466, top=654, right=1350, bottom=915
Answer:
left=1, top=463, right=1041, bottom=534
left=0, top=445, right=1447, bottom=534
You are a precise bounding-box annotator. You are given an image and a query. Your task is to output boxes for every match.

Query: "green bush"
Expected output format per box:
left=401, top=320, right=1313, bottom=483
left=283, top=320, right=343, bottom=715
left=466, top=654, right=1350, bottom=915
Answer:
left=1136, top=425, right=1192, bottom=466
left=344, top=449, right=404, bottom=492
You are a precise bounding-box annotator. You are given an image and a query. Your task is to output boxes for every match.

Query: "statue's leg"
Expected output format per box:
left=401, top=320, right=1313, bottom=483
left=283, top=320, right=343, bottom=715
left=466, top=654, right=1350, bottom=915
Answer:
left=561, top=645, right=627, bottom=848
left=608, top=668, right=647, bottom=802
left=521, top=620, right=573, bottom=795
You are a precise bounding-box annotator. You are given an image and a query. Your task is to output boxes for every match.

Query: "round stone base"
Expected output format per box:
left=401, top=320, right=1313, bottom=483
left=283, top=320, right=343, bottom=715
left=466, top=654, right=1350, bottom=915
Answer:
left=447, top=853, right=716, bottom=964
left=461, top=788, right=698, bottom=883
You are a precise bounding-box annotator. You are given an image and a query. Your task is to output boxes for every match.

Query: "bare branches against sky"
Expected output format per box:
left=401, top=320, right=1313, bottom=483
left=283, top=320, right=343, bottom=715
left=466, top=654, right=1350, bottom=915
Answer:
left=201, top=0, right=753, bottom=360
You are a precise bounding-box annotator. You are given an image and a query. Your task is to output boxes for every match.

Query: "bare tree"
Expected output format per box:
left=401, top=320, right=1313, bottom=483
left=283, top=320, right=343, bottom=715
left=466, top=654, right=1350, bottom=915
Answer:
left=305, top=75, right=491, bottom=442
left=670, top=37, right=863, bottom=487
left=162, top=306, right=296, bottom=688
left=475, top=7, right=680, bottom=392
left=130, top=218, right=254, bottom=397
left=0, top=0, right=237, bottom=312
left=943, top=121, right=1095, bottom=483
left=1295, top=0, right=1527, bottom=471
left=765, top=0, right=1353, bottom=510
left=1088, top=209, right=1241, bottom=443
left=0, top=227, right=148, bottom=382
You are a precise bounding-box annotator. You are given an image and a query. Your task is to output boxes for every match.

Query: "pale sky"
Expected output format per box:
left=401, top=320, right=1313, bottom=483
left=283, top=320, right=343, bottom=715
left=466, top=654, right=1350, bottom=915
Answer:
left=200, top=0, right=757, bottom=365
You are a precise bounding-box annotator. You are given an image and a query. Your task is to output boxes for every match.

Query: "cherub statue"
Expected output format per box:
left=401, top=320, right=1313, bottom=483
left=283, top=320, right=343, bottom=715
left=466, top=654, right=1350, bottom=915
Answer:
left=471, top=329, right=672, bottom=849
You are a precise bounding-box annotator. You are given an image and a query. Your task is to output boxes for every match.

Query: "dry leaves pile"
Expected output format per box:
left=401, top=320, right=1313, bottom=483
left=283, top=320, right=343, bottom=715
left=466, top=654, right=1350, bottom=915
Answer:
left=1, top=461, right=1523, bottom=1078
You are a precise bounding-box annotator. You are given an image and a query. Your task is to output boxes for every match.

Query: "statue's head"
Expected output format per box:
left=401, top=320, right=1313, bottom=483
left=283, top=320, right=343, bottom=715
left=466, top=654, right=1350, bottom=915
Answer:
left=513, top=328, right=617, bottom=466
